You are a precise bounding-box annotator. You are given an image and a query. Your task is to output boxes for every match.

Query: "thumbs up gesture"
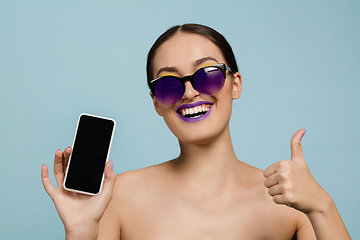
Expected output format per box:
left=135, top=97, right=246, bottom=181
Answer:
left=263, top=129, right=328, bottom=214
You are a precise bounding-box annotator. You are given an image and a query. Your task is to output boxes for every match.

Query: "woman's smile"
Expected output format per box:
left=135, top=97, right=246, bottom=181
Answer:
left=176, top=101, right=213, bottom=123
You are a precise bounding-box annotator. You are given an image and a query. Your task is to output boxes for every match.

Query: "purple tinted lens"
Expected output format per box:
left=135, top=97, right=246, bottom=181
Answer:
left=154, top=77, right=184, bottom=105
left=193, top=67, right=225, bottom=95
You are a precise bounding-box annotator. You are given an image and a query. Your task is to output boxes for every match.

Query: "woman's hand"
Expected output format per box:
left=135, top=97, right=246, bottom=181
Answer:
left=41, top=147, right=116, bottom=239
left=264, top=129, right=351, bottom=239
left=263, top=129, right=329, bottom=214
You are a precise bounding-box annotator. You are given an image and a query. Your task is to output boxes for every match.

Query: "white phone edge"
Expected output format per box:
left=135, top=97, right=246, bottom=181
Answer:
left=63, top=113, right=116, bottom=196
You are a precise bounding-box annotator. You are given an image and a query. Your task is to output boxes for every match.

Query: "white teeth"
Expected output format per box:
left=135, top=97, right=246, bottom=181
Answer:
left=179, top=104, right=211, bottom=117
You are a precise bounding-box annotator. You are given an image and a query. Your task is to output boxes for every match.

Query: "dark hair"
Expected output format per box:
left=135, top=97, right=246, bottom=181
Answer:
left=146, top=23, right=239, bottom=85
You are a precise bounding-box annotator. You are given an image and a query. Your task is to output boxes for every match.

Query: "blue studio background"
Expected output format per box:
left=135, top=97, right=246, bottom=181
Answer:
left=1, top=1, right=359, bottom=239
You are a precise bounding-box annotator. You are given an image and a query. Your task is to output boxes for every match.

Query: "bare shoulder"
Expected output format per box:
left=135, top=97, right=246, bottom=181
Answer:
left=98, top=162, right=171, bottom=239
left=114, top=161, right=171, bottom=195
left=110, top=161, right=173, bottom=219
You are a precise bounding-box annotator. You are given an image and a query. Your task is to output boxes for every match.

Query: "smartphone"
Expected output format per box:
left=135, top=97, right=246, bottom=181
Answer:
left=63, top=113, right=116, bottom=195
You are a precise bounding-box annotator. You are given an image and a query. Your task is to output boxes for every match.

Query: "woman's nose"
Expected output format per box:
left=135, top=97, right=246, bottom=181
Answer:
left=182, top=81, right=199, bottom=101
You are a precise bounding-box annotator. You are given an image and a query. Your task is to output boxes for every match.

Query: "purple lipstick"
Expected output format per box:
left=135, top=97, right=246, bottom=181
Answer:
left=176, top=101, right=213, bottom=123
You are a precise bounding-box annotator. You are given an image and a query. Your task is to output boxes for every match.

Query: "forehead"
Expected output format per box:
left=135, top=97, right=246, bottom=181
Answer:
left=152, top=33, right=225, bottom=74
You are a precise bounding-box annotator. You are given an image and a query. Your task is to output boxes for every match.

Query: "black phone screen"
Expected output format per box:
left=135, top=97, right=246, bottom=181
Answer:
left=64, top=114, right=115, bottom=195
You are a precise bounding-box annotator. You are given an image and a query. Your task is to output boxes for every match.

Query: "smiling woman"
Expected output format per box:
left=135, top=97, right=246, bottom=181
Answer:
left=41, top=23, right=351, bottom=240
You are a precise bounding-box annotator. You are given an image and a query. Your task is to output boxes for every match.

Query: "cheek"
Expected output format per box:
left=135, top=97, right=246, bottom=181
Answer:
left=160, top=107, right=180, bottom=130
left=216, top=80, right=234, bottom=106
left=213, top=82, right=234, bottom=120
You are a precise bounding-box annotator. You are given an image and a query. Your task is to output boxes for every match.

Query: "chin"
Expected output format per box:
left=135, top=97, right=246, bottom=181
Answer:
left=163, top=109, right=232, bottom=145
left=178, top=133, right=215, bottom=146
left=174, top=123, right=229, bottom=146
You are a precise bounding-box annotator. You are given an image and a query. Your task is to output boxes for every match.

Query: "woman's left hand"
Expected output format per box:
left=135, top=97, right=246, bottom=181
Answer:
left=263, top=129, right=329, bottom=214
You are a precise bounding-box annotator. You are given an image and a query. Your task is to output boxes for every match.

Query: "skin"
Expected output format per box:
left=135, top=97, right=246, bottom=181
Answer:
left=42, top=32, right=351, bottom=240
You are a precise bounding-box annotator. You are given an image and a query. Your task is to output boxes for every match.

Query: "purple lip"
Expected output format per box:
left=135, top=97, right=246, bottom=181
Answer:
left=176, top=101, right=213, bottom=123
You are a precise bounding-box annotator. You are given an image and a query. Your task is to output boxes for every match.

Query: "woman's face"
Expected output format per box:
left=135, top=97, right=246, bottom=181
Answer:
left=151, top=32, right=242, bottom=145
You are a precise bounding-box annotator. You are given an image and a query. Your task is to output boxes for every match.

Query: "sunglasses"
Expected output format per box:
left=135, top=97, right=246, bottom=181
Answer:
left=149, top=64, right=232, bottom=105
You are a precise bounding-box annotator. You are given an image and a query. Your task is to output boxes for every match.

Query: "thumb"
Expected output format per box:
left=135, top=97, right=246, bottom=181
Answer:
left=104, top=160, right=116, bottom=183
left=290, top=129, right=306, bottom=163
left=96, top=160, right=116, bottom=208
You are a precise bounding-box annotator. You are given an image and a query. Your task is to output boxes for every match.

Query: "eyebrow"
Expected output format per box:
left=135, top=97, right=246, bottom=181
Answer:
left=155, top=56, right=219, bottom=78
left=156, top=66, right=179, bottom=78
left=193, top=56, right=219, bottom=66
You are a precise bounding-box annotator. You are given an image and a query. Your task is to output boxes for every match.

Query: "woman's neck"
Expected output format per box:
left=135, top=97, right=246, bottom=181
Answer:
left=171, top=125, right=240, bottom=194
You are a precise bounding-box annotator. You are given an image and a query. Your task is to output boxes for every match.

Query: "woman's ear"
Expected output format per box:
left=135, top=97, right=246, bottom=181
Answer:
left=150, top=91, right=163, bottom=116
left=232, top=72, right=242, bottom=100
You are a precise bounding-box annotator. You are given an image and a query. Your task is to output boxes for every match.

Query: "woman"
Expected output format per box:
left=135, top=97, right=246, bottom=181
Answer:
left=41, top=24, right=351, bottom=239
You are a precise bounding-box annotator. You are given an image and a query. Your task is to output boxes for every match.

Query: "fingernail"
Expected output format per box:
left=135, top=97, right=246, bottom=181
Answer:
left=64, top=146, right=70, bottom=152
left=301, top=130, right=306, bottom=139
left=110, top=160, right=114, bottom=170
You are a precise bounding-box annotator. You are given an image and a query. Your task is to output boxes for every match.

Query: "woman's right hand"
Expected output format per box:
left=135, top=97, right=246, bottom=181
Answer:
left=41, top=147, right=116, bottom=239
